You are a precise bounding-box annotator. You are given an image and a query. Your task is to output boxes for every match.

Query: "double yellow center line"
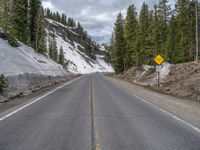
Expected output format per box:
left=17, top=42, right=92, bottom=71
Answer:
left=90, top=78, right=101, bottom=150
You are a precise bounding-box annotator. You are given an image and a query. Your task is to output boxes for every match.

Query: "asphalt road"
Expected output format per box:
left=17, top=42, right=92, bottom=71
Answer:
left=0, top=75, right=200, bottom=150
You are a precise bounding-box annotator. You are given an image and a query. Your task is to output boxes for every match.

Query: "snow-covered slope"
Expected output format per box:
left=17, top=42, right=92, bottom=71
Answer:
left=0, top=38, right=68, bottom=76
left=45, top=19, right=114, bottom=74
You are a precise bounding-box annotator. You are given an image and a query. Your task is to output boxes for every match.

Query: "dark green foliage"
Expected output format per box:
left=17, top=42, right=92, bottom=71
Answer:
left=48, top=37, right=53, bottom=60
left=124, top=5, right=138, bottom=68
left=0, top=0, right=47, bottom=55
left=7, top=34, right=19, bottom=47
left=0, top=0, right=11, bottom=34
left=166, top=15, right=178, bottom=63
left=77, top=22, right=84, bottom=36
left=35, top=7, right=47, bottom=54
left=11, top=0, right=28, bottom=44
left=63, top=60, right=70, bottom=70
left=29, top=0, right=41, bottom=48
left=59, top=46, right=65, bottom=66
left=67, top=17, right=76, bottom=27
left=61, top=13, right=67, bottom=25
left=51, top=32, right=58, bottom=62
left=110, top=1, right=198, bottom=73
left=112, top=13, right=126, bottom=73
left=158, top=0, right=172, bottom=24
left=0, top=75, right=7, bottom=93
left=138, top=3, right=149, bottom=66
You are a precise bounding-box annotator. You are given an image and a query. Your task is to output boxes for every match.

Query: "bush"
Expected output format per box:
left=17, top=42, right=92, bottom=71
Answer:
left=63, top=60, right=70, bottom=70
left=0, top=75, right=7, bottom=93
left=7, top=34, right=19, bottom=47
left=0, top=31, right=19, bottom=47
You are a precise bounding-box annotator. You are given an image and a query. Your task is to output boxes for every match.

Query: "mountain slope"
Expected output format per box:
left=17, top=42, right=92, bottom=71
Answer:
left=45, top=18, right=114, bottom=74
left=0, top=38, right=67, bottom=76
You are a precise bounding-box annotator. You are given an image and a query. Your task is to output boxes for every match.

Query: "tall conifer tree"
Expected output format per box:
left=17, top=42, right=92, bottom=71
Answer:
left=114, top=13, right=126, bottom=73
left=124, top=5, right=138, bottom=68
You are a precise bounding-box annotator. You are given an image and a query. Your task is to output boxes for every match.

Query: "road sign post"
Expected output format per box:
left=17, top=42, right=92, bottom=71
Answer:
left=154, top=55, right=164, bottom=88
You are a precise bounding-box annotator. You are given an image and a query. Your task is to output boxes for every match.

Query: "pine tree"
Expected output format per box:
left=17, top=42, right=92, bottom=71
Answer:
left=138, top=2, right=149, bottom=66
left=146, top=10, right=156, bottom=65
left=52, top=32, right=58, bottom=62
left=124, top=5, right=138, bottom=68
left=110, top=33, right=116, bottom=68
left=29, top=0, right=41, bottom=48
left=11, top=0, right=28, bottom=44
left=176, top=0, right=190, bottom=62
left=152, top=5, right=160, bottom=55
left=77, top=22, right=84, bottom=36
left=158, top=0, right=171, bottom=24
left=0, top=0, right=11, bottom=34
left=35, top=7, right=46, bottom=54
left=46, top=8, right=51, bottom=18
left=166, top=14, right=178, bottom=63
left=113, top=13, right=126, bottom=73
left=187, top=1, right=196, bottom=61
left=157, top=0, right=172, bottom=54
left=59, top=46, right=65, bottom=65
left=61, top=13, right=67, bottom=25
left=68, top=17, right=76, bottom=27
left=48, top=37, right=53, bottom=59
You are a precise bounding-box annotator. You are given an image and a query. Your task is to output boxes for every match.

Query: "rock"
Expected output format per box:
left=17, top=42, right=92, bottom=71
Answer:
left=164, top=87, right=171, bottom=92
left=0, top=95, right=9, bottom=103
left=197, top=95, right=200, bottom=101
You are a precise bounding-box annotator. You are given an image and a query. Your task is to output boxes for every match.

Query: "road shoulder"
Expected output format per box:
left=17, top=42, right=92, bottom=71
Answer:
left=106, top=76, right=200, bottom=130
left=0, top=76, right=80, bottom=113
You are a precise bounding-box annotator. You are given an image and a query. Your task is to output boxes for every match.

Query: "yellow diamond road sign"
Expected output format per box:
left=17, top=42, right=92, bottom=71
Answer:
left=154, top=54, right=164, bottom=65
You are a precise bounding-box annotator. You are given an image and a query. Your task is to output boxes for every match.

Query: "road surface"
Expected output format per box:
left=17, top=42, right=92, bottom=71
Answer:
left=0, top=75, right=200, bottom=150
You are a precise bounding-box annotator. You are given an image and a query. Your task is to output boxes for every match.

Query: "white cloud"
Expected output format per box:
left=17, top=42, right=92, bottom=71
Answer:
left=42, top=0, right=175, bottom=43
left=42, top=1, right=54, bottom=10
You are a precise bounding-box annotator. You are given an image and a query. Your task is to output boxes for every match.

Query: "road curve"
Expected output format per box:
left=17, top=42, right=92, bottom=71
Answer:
left=0, top=75, right=200, bottom=150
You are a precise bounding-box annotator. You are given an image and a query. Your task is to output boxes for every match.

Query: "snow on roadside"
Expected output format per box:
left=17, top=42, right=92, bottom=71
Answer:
left=0, top=38, right=68, bottom=76
left=159, top=62, right=171, bottom=79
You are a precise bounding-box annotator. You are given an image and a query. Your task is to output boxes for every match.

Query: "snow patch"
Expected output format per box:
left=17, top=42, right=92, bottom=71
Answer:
left=0, top=38, right=68, bottom=76
left=159, top=62, right=171, bottom=79
left=54, top=32, right=114, bottom=74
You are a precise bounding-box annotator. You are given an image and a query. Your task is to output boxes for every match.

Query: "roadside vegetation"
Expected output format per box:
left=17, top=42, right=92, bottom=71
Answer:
left=111, top=0, right=198, bottom=74
left=0, top=75, right=7, bottom=93
left=0, top=0, right=99, bottom=70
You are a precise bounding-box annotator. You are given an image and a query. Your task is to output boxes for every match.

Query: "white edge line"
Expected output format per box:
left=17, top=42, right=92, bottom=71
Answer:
left=131, top=92, right=200, bottom=134
left=0, top=76, right=82, bottom=122
left=104, top=77, right=200, bottom=134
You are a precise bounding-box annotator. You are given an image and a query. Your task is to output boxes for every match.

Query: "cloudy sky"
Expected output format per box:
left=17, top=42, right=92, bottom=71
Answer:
left=42, top=0, right=175, bottom=42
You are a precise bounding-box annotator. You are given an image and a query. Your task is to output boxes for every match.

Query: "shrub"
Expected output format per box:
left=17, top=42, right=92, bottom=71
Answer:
left=0, top=75, right=7, bottom=93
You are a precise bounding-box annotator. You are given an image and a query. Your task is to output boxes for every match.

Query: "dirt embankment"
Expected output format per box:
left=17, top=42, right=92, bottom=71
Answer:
left=115, top=62, right=200, bottom=102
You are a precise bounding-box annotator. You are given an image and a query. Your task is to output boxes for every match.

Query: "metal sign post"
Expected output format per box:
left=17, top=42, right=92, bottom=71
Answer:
left=154, top=55, right=164, bottom=88
left=156, top=65, right=161, bottom=88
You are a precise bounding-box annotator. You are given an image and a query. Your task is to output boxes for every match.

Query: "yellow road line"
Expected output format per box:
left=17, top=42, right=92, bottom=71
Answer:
left=90, top=78, right=101, bottom=150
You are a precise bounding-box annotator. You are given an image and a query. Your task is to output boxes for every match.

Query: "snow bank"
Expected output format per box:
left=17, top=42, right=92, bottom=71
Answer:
left=0, top=38, right=68, bottom=76
left=55, top=34, right=114, bottom=74
left=159, top=62, right=171, bottom=79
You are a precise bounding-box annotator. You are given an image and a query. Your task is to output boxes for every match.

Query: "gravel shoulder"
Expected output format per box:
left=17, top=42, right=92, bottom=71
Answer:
left=106, top=76, right=200, bottom=130
left=0, top=76, right=79, bottom=113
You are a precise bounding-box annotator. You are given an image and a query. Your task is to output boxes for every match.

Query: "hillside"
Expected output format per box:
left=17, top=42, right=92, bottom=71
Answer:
left=0, top=15, right=113, bottom=101
left=116, top=62, right=200, bottom=101
left=0, top=38, right=68, bottom=76
left=45, top=18, right=114, bottom=74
